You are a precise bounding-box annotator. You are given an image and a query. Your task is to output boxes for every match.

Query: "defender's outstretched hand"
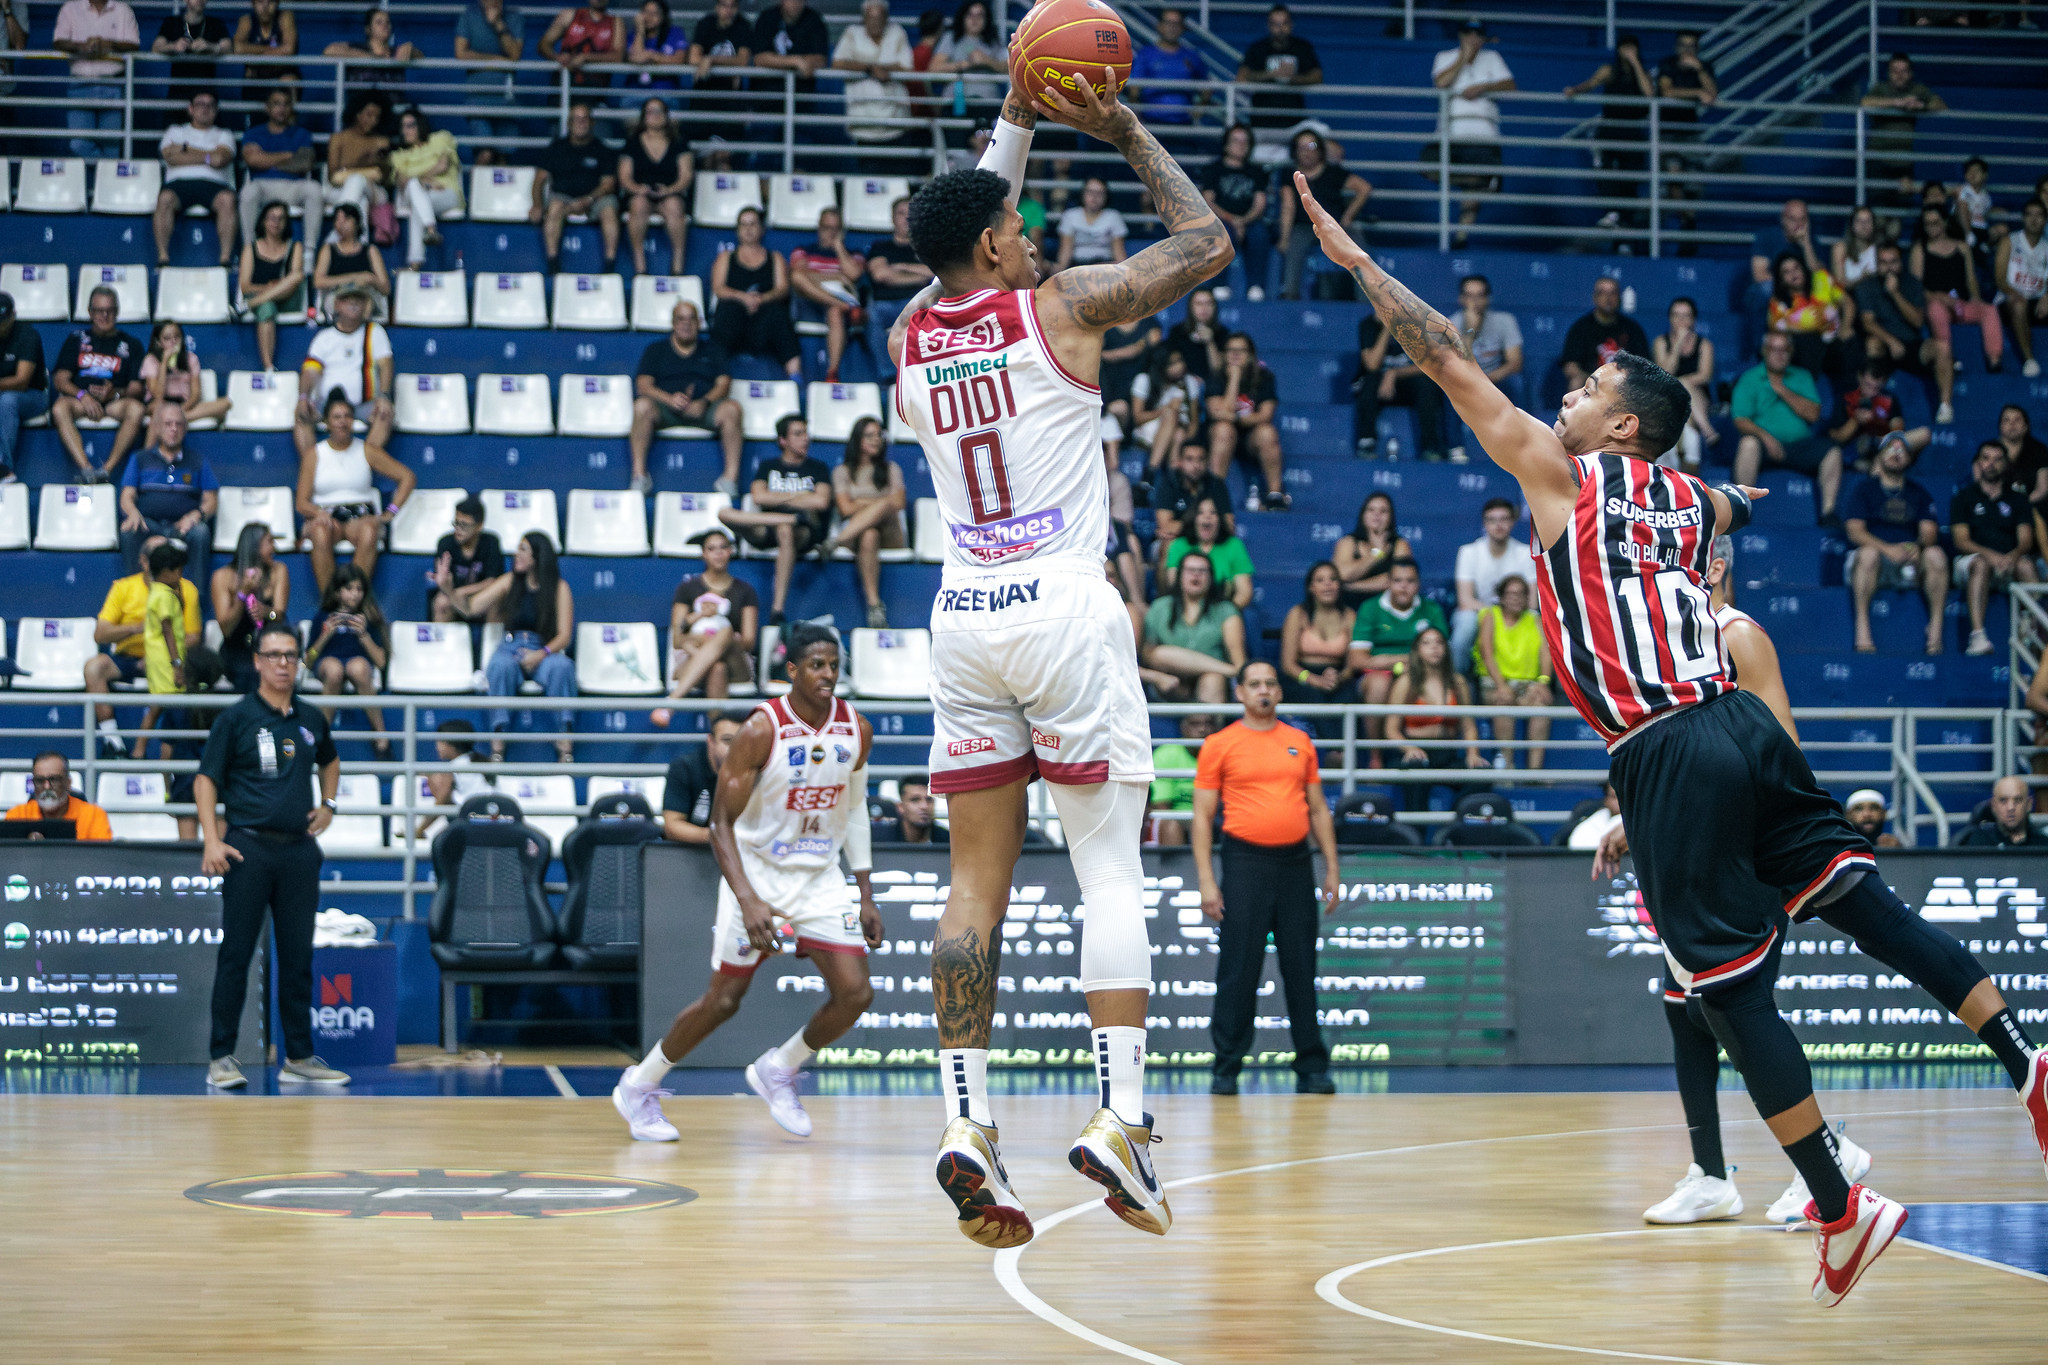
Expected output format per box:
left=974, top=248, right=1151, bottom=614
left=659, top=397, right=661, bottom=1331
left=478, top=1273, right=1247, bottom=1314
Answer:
left=1036, top=66, right=1131, bottom=141
left=1295, top=171, right=1370, bottom=271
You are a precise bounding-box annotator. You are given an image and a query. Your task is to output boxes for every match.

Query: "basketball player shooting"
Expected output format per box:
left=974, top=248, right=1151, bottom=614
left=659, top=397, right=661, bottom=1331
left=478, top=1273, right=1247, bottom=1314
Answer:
left=1295, top=178, right=2048, bottom=1306
left=886, top=74, right=1231, bottom=1249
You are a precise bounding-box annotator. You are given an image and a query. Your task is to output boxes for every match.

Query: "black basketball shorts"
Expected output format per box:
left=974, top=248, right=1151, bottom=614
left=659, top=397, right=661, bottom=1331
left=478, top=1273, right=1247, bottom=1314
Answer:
left=1609, top=689, right=1875, bottom=992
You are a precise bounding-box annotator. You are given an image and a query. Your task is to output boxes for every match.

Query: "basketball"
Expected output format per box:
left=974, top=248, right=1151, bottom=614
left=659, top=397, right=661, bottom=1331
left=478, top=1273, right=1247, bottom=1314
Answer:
left=1008, top=0, right=1132, bottom=112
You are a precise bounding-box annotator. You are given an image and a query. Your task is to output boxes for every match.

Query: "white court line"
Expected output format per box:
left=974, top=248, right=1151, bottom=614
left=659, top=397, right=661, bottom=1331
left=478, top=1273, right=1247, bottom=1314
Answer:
left=1897, top=1237, right=2048, bottom=1285
left=544, top=1065, right=577, bottom=1098
left=991, top=1102, right=2027, bottom=1363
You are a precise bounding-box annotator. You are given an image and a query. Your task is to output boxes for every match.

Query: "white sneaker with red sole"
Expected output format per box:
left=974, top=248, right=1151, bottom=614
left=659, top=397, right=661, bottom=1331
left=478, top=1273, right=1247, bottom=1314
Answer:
left=2022, top=1050, right=2048, bottom=1183
left=1809, top=1184, right=1908, bottom=1307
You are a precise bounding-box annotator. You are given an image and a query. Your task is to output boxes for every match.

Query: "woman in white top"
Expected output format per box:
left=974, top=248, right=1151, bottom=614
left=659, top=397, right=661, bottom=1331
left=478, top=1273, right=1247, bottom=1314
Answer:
left=296, top=390, right=414, bottom=592
left=1997, top=197, right=2048, bottom=379
left=1128, top=347, right=1205, bottom=472
left=929, top=0, right=1003, bottom=123
left=1830, top=204, right=1881, bottom=290
left=1055, top=178, right=1127, bottom=272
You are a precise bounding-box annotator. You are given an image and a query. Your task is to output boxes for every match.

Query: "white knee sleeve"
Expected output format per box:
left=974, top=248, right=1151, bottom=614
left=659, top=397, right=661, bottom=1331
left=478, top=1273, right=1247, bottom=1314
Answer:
left=1050, top=780, right=1153, bottom=994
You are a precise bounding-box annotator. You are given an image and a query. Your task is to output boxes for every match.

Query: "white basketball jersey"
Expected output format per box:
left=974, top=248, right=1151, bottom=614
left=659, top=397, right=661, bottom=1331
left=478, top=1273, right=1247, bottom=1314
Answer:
left=2007, top=230, right=2048, bottom=298
left=735, top=695, right=863, bottom=870
left=896, top=288, right=1111, bottom=575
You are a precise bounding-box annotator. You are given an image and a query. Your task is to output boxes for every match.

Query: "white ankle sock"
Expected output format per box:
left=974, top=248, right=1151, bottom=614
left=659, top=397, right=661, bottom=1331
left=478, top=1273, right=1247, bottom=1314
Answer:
left=940, top=1047, right=993, bottom=1126
left=1094, top=1026, right=1147, bottom=1125
left=628, top=1042, right=673, bottom=1089
left=770, top=1027, right=814, bottom=1072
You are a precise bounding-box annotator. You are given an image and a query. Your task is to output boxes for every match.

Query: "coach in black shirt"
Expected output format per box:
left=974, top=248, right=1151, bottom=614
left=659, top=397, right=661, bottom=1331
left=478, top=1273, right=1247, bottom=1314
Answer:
left=196, top=620, right=348, bottom=1090
left=661, top=709, right=745, bottom=844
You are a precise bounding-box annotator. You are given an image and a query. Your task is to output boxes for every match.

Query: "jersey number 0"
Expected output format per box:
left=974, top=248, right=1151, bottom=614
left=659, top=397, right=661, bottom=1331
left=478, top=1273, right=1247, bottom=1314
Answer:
left=958, top=430, right=1013, bottom=523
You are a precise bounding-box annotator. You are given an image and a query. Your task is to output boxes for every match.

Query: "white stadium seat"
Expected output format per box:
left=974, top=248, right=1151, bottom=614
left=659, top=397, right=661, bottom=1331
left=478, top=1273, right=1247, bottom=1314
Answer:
left=806, top=381, right=883, bottom=443
left=468, top=165, right=536, bottom=223
left=556, top=374, right=632, bottom=438
left=565, top=489, right=649, bottom=556
left=185, top=369, right=223, bottom=430
left=495, top=774, right=579, bottom=847
left=693, top=172, right=763, bottom=228
left=843, top=176, right=910, bottom=233
left=386, top=622, right=476, bottom=693
left=18, top=158, right=87, bottom=213
left=0, top=482, right=28, bottom=551
left=394, top=269, right=469, bottom=327
left=588, top=773, right=666, bottom=812
left=90, top=159, right=161, bottom=215
left=1, top=264, right=70, bottom=321
left=155, top=266, right=231, bottom=323
left=575, top=621, right=663, bottom=695
left=914, top=497, right=945, bottom=563
left=0, top=768, right=27, bottom=807
left=667, top=627, right=757, bottom=698
left=474, top=271, right=547, bottom=329
left=34, top=484, right=116, bottom=550
left=317, top=772, right=387, bottom=851
left=387, top=488, right=470, bottom=555
left=767, top=173, right=838, bottom=230
left=473, top=374, right=553, bottom=435
left=850, top=628, right=932, bottom=699
left=15, top=618, right=98, bottom=690
left=733, top=379, right=803, bottom=441
left=395, top=373, right=471, bottom=434
left=74, top=264, right=149, bottom=323
left=888, top=385, right=918, bottom=445
left=552, top=272, right=627, bottom=330
left=653, top=492, right=732, bottom=557
left=630, top=274, right=705, bottom=331
left=214, top=485, right=296, bottom=549
left=479, top=488, right=560, bottom=548
left=223, top=370, right=297, bottom=430
left=99, top=773, right=176, bottom=841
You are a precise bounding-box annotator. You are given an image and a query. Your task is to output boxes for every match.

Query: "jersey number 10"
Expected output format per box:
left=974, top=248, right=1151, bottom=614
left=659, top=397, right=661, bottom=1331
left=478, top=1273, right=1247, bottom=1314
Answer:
left=1615, top=569, right=1719, bottom=685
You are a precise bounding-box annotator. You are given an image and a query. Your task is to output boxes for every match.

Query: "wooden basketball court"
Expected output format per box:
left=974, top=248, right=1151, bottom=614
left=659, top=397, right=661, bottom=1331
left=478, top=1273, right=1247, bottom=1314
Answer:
left=5, top=1080, right=2042, bottom=1362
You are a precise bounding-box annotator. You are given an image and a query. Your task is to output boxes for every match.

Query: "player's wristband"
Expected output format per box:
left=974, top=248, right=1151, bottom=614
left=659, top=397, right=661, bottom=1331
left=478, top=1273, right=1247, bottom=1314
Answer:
left=1712, top=481, right=1753, bottom=534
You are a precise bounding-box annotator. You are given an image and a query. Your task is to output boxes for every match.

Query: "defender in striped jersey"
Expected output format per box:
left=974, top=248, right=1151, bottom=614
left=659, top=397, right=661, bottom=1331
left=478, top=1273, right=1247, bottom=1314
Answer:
left=1297, top=181, right=2048, bottom=1304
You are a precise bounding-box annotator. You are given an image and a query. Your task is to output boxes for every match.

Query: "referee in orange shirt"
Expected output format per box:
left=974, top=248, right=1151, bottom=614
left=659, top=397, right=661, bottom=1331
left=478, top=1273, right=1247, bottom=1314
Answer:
left=1193, top=660, right=1341, bottom=1096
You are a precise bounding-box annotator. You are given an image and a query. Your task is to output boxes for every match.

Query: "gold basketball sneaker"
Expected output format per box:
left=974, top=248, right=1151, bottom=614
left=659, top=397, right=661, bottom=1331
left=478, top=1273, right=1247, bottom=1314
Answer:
left=1068, top=1108, right=1172, bottom=1235
left=934, top=1117, right=1034, bottom=1248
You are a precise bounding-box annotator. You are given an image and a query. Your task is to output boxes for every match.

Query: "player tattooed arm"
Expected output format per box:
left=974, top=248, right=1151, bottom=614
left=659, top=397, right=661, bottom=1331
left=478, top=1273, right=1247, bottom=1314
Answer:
left=708, top=710, right=781, bottom=954
left=1038, top=68, right=1233, bottom=331
left=933, top=924, right=1003, bottom=1048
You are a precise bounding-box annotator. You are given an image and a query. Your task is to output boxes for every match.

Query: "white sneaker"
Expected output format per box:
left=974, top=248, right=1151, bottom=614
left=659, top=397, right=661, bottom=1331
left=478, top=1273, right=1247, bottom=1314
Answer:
left=611, top=1069, right=678, bottom=1142
left=207, top=1056, right=247, bottom=1089
left=1642, top=1163, right=1743, bottom=1224
left=2026, top=359, right=2043, bottom=378
left=1246, top=285, right=1266, bottom=302
left=745, top=1050, right=812, bottom=1136
left=1811, top=1184, right=1908, bottom=1306
left=935, top=1116, right=1033, bottom=1247
left=278, top=1055, right=350, bottom=1085
left=1968, top=628, right=1995, bottom=656
left=1068, top=1108, right=1173, bottom=1235
left=1936, top=401, right=1954, bottom=424
left=1770, top=1133, right=1872, bottom=1225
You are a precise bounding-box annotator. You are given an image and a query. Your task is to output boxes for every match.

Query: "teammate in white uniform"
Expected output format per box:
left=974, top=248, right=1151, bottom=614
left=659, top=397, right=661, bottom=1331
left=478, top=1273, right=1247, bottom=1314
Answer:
left=1996, top=198, right=2048, bottom=378
left=612, top=624, right=881, bottom=1141
left=1598, top=548, right=1874, bottom=1228
left=886, top=74, right=1232, bottom=1249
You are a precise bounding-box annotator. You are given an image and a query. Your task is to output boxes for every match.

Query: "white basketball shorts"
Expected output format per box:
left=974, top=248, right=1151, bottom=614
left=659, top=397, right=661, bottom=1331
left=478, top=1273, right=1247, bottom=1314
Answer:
left=710, top=854, right=867, bottom=975
left=927, top=565, right=1154, bottom=793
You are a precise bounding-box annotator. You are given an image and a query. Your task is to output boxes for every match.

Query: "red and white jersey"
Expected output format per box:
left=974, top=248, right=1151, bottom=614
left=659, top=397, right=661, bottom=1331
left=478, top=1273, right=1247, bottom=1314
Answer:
left=1531, top=452, right=1734, bottom=748
left=896, top=288, right=1110, bottom=575
left=735, top=696, right=863, bottom=870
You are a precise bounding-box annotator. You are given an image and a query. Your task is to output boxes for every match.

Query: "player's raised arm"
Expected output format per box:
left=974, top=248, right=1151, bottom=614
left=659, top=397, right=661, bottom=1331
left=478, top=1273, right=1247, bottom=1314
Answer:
left=708, top=710, right=779, bottom=953
left=1037, top=69, right=1233, bottom=331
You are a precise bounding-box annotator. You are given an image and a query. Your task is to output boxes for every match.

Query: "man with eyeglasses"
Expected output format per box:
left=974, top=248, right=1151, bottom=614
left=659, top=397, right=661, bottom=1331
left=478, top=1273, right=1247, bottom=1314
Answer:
left=194, top=619, right=348, bottom=1089
left=428, top=493, right=504, bottom=622
left=4, top=752, right=113, bottom=840
left=50, top=284, right=147, bottom=483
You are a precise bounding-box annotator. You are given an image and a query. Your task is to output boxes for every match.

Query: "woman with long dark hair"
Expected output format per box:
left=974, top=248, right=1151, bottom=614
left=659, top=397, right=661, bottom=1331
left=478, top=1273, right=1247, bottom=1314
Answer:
left=1139, top=550, right=1245, bottom=703
left=210, top=522, right=290, bottom=693
left=1197, top=122, right=1271, bottom=299
left=710, top=207, right=801, bottom=377
left=619, top=96, right=693, bottom=275
left=829, top=416, right=907, bottom=628
left=1333, top=491, right=1413, bottom=602
left=468, top=530, right=579, bottom=762
left=239, top=199, right=305, bottom=372
left=389, top=106, right=463, bottom=270
left=929, top=0, right=1003, bottom=128
left=625, top=0, right=690, bottom=91
left=1280, top=560, right=1357, bottom=724
left=1831, top=204, right=1882, bottom=289
left=1651, top=296, right=1717, bottom=467
left=307, top=562, right=391, bottom=756
left=1767, top=248, right=1853, bottom=390
left=140, top=320, right=232, bottom=427
left=1385, top=624, right=1486, bottom=810
left=312, top=202, right=389, bottom=310
left=1912, top=203, right=2006, bottom=394
left=1162, top=496, right=1254, bottom=608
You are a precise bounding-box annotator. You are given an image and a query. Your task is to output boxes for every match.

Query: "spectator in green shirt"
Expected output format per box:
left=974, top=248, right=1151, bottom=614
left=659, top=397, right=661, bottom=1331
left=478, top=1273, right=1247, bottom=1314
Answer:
left=1347, top=557, right=1448, bottom=737
left=1148, top=711, right=1217, bottom=847
left=1731, top=332, right=1842, bottom=523
left=1162, top=496, right=1255, bottom=608
left=1141, top=550, right=1246, bottom=704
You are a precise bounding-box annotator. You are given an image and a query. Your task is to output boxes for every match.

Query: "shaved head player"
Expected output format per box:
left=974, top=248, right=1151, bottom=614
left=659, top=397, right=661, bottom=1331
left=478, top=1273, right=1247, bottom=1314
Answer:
left=887, top=72, right=1231, bottom=1248
left=1295, top=179, right=2048, bottom=1307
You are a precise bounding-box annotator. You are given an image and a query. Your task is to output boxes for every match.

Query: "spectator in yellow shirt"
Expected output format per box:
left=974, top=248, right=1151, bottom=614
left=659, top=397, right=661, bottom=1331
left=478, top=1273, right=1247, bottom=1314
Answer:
left=138, top=539, right=191, bottom=760
left=83, top=531, right=202, bottom=757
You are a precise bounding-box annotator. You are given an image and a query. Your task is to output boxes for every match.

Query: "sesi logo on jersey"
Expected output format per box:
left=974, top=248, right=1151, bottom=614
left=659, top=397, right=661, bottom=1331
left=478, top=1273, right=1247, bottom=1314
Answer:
left=915, top=316, right=1008, bottom=360
left=784, top=784, right=844, bottom=812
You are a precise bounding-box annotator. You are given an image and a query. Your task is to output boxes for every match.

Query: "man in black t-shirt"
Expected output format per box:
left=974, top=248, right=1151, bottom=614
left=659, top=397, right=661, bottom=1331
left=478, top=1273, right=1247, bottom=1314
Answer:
left=430, top=494, right=506, bottom=621
left=752, top=0, right=829, bottom=97
left=1560, top=277, right=1651, bottom=392
left=717, top=414, right=833, bottom=625
left=1654, top=30, right=1717, bottom=231
left=660, top=710, right=746, bottom=843
left=1197, top=127, right=1272, bottom=302
left=1950, top=440, right=2038, bottom=655
left=152, top=0, right=232, bottom=110
left=50, top=286, right=147, bottom=483
left=1235, top=5, right=1322, bottom=128
left=689, top=0, right=753, bottom=152
left=864, top=196, right=935, bottom=380
left=532, top=101, right=620, bottom=274
left=631, top=299, right=745, bottom=496
left=1150, top=438, right=1235, bottom=557
left=1206, top=331, right=1289, bottom=508
left=0, top=293, right=49, bottom=481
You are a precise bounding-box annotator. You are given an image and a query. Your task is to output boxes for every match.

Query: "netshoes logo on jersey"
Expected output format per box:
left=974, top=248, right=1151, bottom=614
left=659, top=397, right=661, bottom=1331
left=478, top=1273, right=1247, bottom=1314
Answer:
left=785, top=784, right=843, bottom=813
left=770, top=837, right=835, bottom=859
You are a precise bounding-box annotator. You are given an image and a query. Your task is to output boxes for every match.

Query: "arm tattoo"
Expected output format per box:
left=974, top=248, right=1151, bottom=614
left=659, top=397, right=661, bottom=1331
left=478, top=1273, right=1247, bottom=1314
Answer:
left=999, top=89, right=1038, bottom=129
left=1050, top=111, right=1231, bottom=329
left=932, top=924, right=1002, bottom=1048
left=1349, top=265, right=1472, bottom=376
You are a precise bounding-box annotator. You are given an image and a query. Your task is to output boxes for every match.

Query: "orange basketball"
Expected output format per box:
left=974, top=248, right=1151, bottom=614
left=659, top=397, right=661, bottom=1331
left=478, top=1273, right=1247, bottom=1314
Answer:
left=1009, top=0, right=1132, bottom=113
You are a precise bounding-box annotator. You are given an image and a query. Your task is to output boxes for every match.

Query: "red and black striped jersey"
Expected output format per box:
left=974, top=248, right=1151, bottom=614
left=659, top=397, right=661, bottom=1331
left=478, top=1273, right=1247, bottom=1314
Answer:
left=1531, top=452, right=1733, bottom=747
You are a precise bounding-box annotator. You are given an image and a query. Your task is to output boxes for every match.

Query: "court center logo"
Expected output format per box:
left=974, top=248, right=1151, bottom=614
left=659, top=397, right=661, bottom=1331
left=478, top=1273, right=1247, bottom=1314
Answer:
left=185, top=1169, right=697, bottom=1220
